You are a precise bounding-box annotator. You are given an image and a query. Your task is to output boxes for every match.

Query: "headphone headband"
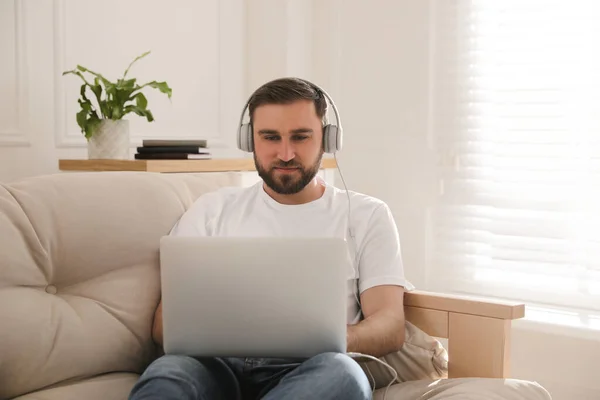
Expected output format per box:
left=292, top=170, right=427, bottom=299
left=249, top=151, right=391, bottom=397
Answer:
left=237, top=77, right=343, bottom=153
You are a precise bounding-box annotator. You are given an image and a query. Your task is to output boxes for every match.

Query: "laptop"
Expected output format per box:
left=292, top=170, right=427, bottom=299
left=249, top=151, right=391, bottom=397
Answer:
left=159, top=235, right=349, bottom=358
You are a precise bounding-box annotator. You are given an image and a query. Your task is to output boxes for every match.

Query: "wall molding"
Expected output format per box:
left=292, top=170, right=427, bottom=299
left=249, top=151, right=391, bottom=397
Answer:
left=217, top=0, right=245, bottom=151
left=0, top=0, right=30, bottom=147
left=53, top=0, right=245, bottom=149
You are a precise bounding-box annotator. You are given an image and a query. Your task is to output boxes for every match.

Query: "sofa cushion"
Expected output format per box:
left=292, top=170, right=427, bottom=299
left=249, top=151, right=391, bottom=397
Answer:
left=12, top=373, right=139, bottom=400
left=0, top=171, right=240, bottom=400
left=358, top=321, right=448, bottom=389
left=374, top=377, right=552, bottom=400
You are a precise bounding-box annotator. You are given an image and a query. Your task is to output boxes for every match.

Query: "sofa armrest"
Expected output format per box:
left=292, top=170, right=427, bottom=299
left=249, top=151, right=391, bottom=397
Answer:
left=405, top=290, right=525, bottom=319
left=403, top=290, right=525, bottom=379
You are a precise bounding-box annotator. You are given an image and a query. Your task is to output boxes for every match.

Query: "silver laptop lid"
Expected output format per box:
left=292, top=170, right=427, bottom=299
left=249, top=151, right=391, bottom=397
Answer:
left=159, top=236, right=348, bottom=358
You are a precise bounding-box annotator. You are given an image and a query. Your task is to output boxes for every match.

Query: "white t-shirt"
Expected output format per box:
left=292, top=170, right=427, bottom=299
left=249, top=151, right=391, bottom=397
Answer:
left=169, top=180, right=411, bottom=324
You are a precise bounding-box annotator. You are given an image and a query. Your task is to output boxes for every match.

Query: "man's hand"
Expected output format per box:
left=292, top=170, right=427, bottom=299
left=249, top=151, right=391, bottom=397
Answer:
left=346, top=285, right=405, bottom=358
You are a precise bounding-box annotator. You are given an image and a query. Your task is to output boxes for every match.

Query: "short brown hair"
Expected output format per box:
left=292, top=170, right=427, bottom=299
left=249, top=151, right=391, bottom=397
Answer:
left=248, top=77, right=328, bottom=125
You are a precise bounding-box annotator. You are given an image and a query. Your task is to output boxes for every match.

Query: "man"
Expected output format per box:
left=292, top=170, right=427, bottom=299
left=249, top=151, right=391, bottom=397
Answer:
left=129, top=77, right=409, bottom=400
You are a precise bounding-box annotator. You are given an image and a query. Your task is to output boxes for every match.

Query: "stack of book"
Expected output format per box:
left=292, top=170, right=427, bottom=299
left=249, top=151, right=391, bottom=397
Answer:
left=134, top=139, right=211, bottom=160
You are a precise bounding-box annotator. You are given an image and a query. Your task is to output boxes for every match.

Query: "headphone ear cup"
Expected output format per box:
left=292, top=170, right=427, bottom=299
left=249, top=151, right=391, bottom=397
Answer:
left=323, top=124, right=341, bottom=153
left=238, top=123, right=253, bottom=152
left=335, top=125, right=343, bottom=152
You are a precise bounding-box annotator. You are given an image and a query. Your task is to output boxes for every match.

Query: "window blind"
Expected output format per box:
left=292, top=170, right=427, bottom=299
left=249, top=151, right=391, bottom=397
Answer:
left=430, top=0, right=600, bottom=311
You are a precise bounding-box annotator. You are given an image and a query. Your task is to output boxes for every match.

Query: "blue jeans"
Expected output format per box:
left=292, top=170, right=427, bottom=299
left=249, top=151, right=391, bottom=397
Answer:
left=129, top=353, right=372, bottom=400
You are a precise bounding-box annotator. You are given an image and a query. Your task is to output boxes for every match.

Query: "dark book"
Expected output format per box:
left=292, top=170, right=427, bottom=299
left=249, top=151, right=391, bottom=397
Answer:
left=137, top=146, right=210, bottom=154
left=135, top=153, right=212, bottom=160
left=142, top=139, right=207, bottom=147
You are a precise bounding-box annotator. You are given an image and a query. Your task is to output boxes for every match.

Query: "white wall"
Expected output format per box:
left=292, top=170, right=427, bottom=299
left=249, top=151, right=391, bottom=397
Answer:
left=0, top=0, right=246, bottom=183
left=1, top=1, right=599, bottom=398
left=312, top=0, right=437, bottom=291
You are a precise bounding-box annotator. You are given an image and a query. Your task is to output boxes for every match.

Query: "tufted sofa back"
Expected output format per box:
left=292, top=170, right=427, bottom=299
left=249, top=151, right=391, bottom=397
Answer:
left=0, top=171, right=240, bottom=399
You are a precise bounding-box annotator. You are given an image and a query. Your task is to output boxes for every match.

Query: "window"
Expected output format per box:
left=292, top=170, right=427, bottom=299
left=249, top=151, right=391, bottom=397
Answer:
left=430, top=0, right=600, bottom=312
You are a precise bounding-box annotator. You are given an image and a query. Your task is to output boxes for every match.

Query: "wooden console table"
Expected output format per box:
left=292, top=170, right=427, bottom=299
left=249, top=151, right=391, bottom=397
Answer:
left=58, top=158, right=337, bottom=173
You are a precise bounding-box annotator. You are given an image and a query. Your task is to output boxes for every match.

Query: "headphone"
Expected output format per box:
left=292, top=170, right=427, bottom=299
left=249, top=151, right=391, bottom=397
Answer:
left=237, top=77, right=343, bottom=154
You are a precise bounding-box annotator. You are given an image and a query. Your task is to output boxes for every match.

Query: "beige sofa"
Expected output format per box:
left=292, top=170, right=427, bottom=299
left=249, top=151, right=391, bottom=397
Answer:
left=0, top=171, right=552, bottom=400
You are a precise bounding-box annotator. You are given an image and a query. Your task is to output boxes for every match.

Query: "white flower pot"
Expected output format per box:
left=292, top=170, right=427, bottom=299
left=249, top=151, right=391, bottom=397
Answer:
left=87, top=119, right=130, bottom=159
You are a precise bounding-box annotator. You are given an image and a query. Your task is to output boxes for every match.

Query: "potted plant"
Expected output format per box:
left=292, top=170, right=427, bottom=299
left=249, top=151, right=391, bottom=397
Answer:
left=63, top=51, right=172, bottom=159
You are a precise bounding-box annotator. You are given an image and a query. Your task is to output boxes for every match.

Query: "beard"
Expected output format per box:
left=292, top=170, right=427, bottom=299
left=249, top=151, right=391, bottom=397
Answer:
left=254, top=151, right=324, bottom=195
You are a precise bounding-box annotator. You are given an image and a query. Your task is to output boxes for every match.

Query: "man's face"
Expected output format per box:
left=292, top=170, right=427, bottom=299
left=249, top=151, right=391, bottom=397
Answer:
left=252, top=100, right=324, bottom=195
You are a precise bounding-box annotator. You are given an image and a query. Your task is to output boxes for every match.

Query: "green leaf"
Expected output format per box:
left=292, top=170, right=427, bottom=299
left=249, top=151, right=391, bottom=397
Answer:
left=75, top=106, right=101, bottom=139
left=112, top=104, right=122, bottom=120
left=117, top=78, right=136, bottom=90
left=134, top=92, right=148, bottom=109
left=105, top=82, right=116, bottom=99
left=76, top=65, right=113, bottom=87
left=75, top=83, right=102, bottom=135
left=63, top=70, right=92, bottom=86
left=76, top=109, right=88, bottom=130
left=148, top=81, right=172, bottom=98
left=124, top=105, right=154, bottom=122
left=114, top=80, right=138, bottom=113
left=135, top=80, right=172, bottom=99
left=102, top=78, right=118, bottom=118
left=84, top=116, right=101, bottom=139
left=78, top=84, right=93, bottom=112
left=123, top=51, right=151, bottom=79
left=91, top=77, right=102, bottom=98
left=78, top=98, right=91, bottom=112
left=144, top=109, right=154, bottom=122
left=89, top=78, right=106, bottom=118
left=80, top=83, right=88, bottom=99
